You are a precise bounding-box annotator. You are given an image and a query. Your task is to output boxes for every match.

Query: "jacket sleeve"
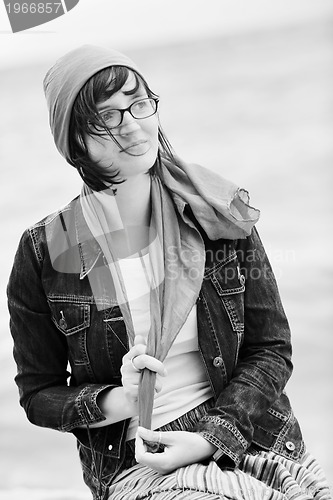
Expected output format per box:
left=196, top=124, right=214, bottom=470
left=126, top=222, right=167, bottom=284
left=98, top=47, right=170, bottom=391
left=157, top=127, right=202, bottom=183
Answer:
left=7, top=229, right=114, bottom=432
left=194, top=227, right=293, bottom=467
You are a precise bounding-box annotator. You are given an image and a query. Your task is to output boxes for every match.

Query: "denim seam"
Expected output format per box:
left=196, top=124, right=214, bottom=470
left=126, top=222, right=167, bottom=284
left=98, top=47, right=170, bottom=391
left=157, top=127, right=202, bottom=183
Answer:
left=200, top=415, right=248, bottom=450
left=29, top=228, right=43, bottom=264
left=90, top=385, right=112, bottom=419
left=104, top=316, right=124, bottom=322
left=28, top=205, right=72, bottom=230
left=204, top=251, right=237, bottom=278
left=105, top=322, right=129, bottom=353
left=267, top=407, right=288, bottom=422
left=48, top=294, right=91, bottom=303
left=61, top=418, right=85, bottom=432
left=78, top=388, right=92, bottom=421
left=273, top=409, right=293, bottom=448
left=48, top=294, right=107, bottom=306
left=74, top=202, right=87, bottom=279
left=220, top=295, right=244, bottom=332
left=200, top=292, right=227, bottom=386
left=198, top=431, right=240, bottom=465
left=75, top=385, right=112, bottom=427
left=211, top=274, right=245, bottom=296
left=270, top=410, right=305, bottom=460
left=105, top=418, right=128, bottom=463
left=78, top=331, right=89, bottom=366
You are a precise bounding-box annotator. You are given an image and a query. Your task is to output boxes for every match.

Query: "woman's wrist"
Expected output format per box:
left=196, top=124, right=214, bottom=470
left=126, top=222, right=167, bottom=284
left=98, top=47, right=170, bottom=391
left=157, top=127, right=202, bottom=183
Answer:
left=78, top=387, right=138, bottom=429
left=97, top=386, right=138, bottom=424
left=194, top=432, right=218, bottom=459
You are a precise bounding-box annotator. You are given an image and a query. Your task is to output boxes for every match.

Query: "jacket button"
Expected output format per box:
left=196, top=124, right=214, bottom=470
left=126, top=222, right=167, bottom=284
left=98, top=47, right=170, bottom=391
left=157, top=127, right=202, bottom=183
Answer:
left=213, top=356, right=223, bottom=367
left=59, top=311, right=67, bottom=330
left=59, top=318, right=67, bottom=329
left=108, top=444, right=113, bottom=451
left=285, top=441, right=296, bottom=451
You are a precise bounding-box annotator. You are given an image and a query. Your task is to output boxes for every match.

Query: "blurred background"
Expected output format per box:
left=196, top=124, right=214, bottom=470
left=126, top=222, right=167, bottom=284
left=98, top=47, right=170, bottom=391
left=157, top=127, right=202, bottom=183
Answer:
left=0, top=1, right=332, bottom=498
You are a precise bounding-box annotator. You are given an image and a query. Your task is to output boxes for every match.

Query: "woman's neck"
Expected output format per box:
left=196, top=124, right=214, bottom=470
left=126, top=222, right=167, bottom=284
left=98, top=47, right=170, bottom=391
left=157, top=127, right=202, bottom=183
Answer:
left=114, top=173, right=151, bottom=228
left=104, top=173, right=152, bottom=258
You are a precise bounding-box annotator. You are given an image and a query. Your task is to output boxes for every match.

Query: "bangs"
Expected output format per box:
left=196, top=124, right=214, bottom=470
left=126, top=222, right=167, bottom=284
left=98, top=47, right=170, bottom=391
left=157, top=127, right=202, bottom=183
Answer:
left=97, top=67, right=141, bottom=103
left=73, top=67, right=138, bottom=128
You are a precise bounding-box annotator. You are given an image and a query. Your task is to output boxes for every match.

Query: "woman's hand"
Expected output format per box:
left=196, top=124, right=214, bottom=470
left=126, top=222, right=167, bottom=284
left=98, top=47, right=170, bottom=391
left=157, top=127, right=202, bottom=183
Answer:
left=121, top=336, right=167, bottom=407
left=135, top=427, right=217, bottom=475
left=90, top=336, right=166, bottom=428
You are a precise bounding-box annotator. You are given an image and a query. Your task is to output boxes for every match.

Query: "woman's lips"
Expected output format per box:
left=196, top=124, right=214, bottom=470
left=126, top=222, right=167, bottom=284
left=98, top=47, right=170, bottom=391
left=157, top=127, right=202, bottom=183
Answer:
left=120, top=140, right=149, bottom=155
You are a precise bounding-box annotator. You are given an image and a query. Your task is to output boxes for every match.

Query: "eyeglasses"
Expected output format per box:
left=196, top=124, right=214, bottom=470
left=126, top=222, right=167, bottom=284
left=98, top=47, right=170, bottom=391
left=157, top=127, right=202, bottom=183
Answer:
left=89, top=97, right=159, bottom=132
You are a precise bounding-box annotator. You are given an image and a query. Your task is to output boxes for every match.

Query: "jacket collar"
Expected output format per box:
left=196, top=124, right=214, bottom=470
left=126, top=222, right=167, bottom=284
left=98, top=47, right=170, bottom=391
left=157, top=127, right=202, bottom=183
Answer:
left=74, top=198, right=102, bottom=279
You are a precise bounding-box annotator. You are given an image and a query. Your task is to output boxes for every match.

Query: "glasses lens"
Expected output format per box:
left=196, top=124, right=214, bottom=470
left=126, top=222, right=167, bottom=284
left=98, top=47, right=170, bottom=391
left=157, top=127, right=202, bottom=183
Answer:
left=89, top=109, right=121, bottom=132
left=131, top=99, right=157, bottom=119
left=98, top=109, right=122, bottom=128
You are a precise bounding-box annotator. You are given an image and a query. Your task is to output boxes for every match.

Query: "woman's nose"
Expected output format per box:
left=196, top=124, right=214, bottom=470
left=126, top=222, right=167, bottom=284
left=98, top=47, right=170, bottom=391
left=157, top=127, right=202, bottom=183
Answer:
left=119, top=110, right=141, bottom=135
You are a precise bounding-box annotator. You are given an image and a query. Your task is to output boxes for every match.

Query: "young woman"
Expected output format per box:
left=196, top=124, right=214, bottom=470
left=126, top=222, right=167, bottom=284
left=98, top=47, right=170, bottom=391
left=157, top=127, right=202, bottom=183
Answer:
left=7, top=45, right=330, bottom=500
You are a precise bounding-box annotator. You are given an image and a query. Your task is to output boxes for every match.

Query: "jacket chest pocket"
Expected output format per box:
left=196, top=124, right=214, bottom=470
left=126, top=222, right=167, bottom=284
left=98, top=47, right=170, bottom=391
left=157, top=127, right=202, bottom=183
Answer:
left=48, top=298, right=90, bottom=366
left=207, top=251, right=245, bottom=334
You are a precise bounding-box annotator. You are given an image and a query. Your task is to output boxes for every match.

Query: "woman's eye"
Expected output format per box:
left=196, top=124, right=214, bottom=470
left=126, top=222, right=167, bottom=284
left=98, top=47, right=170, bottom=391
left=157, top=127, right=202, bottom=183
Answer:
left=100, top=110, right=117, bottom=123
left=136, top=100, right=148, bottom=109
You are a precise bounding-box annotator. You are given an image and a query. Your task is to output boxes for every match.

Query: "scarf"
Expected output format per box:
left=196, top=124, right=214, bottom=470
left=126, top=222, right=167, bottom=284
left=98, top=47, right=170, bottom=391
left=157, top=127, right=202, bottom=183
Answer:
left=45, top=44, right=260, bottom=430
left=80, top=156, right=259, bottom=429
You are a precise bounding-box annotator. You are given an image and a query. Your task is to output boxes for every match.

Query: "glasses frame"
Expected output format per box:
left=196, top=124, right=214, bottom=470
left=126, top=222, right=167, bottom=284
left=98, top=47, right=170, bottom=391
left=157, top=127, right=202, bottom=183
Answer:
left=91, top=97, right=159, bottom=131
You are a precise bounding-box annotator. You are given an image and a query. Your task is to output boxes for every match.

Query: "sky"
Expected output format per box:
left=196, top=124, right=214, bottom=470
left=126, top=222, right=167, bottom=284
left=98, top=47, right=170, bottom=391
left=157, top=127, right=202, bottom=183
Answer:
left=1, top=0, right=332, bottom=68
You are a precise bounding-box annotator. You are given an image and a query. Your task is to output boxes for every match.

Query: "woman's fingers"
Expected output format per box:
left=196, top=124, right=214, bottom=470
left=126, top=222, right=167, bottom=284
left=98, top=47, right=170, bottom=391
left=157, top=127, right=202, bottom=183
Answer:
left=137, top=426, right=172, bottom=446
left=121, top=335, right=166, bottom=404
left=122, top=343, right=147, bottom=365
left=122, top=335, right=147, bottom=365
left=122, top=350, right=166, bottom=377
left=131, top=354, right=167, bottom=377
left=122, top=337, right=167, bottom=378
left=134, top=335, right=146, bottom=346
left=135, top=427, right=174, bottom=473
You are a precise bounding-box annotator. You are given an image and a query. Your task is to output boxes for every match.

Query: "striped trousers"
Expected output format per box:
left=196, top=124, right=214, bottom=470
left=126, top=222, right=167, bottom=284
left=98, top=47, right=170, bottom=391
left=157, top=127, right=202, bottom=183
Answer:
left=108, top=450, right=330, bottom=499
left=108, top=402, right=331, bottom=499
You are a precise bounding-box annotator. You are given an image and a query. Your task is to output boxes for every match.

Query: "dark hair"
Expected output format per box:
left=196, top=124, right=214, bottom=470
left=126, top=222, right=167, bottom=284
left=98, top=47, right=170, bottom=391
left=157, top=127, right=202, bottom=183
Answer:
left=68, top=66, right=175, bottom=191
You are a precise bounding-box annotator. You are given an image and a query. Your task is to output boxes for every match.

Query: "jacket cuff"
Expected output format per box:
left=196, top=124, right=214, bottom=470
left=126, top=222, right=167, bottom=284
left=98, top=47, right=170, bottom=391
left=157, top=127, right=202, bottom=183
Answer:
left=65, top=384, right=116, bottom=431
left=194, top=415, right=248, bottom=468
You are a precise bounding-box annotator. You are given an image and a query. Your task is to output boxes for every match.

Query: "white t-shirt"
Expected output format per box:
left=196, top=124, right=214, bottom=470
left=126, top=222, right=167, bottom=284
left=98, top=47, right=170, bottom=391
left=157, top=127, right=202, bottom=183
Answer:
left=118, top=245, right=213, bottom=441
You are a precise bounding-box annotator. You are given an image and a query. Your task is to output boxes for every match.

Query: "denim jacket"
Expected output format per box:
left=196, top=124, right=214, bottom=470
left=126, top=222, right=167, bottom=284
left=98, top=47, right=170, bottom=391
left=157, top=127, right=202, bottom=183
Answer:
left=7, top=196, right=304, bottom=499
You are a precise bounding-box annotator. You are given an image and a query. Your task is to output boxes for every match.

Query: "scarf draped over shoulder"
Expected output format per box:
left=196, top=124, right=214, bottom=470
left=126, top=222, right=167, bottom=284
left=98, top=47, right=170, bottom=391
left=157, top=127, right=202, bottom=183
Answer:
left=80, top=154, right=259, bottom=430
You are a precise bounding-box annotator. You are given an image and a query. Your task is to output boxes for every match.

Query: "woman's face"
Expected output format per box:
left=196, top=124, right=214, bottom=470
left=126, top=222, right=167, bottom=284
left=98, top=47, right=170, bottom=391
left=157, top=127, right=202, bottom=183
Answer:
left=85, top=73, right=159, bottom=181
